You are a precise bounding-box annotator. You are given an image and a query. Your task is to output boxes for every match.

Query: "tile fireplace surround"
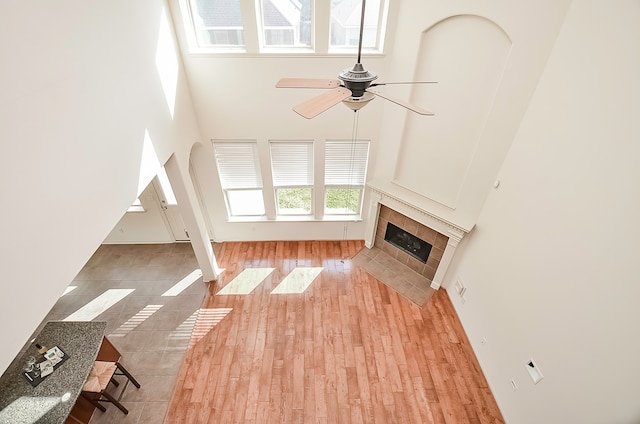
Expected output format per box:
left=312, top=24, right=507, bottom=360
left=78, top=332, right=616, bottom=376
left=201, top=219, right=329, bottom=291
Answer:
left=375, top=205, right=449, bottom=281
left=364, top=185, right=471, bottom=289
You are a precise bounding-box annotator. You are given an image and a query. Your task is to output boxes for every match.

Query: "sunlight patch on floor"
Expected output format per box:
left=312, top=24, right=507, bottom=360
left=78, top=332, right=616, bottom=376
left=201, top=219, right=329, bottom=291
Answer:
left=271, top=267, right=323, bottom=294
left=162, top=269, right=202, bottom=297
left=168, top=310, right=198, bottom=341
left=61, top=286, right=77, bottom=296
left=189, top=308, right=233, bottom=347
left=63, top=289, right=134, bottom=321
left=216, top=268, right=275, bottom=295
left=108, top=305, right=164, bottom=337
left=167, top=308, right=233, bottom=347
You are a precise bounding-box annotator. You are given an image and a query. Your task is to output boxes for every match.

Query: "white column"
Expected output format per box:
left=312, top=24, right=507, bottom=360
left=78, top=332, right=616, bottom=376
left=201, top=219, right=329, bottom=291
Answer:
left=164, top=155, right=220, bottom=281
left=364, top=191, right=382, bottom=248
left=430, top=229, right=463, bottom=290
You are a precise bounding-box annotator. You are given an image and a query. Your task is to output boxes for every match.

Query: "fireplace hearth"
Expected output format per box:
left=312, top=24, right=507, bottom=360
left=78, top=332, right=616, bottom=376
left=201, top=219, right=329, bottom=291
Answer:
left=384, top=223, right=432, bottom=263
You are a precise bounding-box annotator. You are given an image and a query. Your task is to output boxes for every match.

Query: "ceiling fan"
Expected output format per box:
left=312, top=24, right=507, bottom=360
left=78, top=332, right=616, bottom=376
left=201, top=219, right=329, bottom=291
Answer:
left=276, top=0, right=436, bottom=119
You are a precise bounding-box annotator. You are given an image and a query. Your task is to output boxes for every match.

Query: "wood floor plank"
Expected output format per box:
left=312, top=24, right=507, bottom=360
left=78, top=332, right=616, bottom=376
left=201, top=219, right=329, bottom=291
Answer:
left=165, top=241, right=504, bottom=423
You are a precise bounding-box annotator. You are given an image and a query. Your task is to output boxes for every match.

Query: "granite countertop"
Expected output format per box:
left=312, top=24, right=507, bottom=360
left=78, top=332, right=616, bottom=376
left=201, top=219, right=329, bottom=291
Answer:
left=0, top=321, right=107, bottom=424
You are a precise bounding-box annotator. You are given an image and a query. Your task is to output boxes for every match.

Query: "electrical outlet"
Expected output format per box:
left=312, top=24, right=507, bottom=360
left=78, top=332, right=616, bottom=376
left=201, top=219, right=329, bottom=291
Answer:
left=525, top=358, right=544, bottom=384
left=455, top=277, right=467, bottom=297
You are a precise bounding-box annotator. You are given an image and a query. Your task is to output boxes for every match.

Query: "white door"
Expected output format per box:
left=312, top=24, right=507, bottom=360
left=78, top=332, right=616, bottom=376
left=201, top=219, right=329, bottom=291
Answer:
left=103, top=181, right=174, bottom=243
left=152, top=178, right=190, bottom=242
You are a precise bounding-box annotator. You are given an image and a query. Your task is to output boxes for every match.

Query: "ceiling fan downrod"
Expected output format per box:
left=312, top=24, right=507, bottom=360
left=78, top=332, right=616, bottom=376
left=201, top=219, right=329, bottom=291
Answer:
left=357, top=0, right=366, bottom=64
left=337, top=0, right=377, bottom=98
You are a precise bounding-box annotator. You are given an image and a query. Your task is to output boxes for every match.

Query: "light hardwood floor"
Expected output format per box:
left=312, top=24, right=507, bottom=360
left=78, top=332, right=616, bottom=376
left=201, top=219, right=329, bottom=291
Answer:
left=166, top=241, right=504, bottom=423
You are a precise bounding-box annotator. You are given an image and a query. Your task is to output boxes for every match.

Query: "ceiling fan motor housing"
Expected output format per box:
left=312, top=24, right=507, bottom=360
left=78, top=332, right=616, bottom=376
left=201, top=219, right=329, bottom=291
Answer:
left=338, top=63, right=378, bottom=98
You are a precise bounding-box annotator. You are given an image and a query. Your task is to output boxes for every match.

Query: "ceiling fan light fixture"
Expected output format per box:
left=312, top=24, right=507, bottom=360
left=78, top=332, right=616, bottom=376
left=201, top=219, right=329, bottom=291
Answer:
left=275, top=0, right=435, bottom=118
left=342, top=91, right=375, bottom=111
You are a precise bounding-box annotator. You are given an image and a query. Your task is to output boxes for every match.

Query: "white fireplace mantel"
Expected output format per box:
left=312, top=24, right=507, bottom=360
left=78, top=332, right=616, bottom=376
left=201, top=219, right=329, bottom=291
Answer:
left=364, top=184, right=472, bottom=290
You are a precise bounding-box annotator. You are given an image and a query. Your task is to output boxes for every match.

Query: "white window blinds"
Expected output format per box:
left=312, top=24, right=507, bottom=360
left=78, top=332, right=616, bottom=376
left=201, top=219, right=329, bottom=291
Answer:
left=213, top=141, right=262, bottom=189
left=270, top=141, right=313, bottom=186
left=325, top=141, right=369, bottom=185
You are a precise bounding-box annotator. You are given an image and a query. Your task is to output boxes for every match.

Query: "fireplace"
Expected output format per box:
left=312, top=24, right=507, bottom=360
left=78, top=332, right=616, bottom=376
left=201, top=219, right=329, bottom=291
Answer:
left=384, top=223, right=432, bottom=263
left=364, top=184, right=471, bottom=289
left=374, top=205, right=448, bottom=281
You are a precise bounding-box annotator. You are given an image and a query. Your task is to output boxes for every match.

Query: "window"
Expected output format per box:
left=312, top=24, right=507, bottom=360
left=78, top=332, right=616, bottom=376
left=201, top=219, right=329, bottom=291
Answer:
left=270, top=141, right=313, bottom=215
left=213, top=141, right=265, bottom=216
left=330, top=0, right=384, bottom=50
left=260, top=0, right=311, bottom=48
left=188, top=0, right=244, bottom=47
left=324, top=140, right=369, bottom=215
left=181, top=0, right=387, bottom=53
left=127, top=198, right=145, bottom=213
left=157, top=167, right=177, bottom=205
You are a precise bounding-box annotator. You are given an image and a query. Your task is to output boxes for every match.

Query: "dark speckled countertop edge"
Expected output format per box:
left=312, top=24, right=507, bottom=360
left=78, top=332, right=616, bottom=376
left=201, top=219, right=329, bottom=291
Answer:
left=0, top=321, right=107, bottom=424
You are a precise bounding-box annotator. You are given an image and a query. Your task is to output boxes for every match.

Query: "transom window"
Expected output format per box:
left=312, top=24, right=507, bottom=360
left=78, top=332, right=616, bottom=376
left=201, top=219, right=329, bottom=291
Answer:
left=189, top=0, right=244, bottom=47
left=329, top=0, right=383, bottom=49
left=260, top=0, right=311, bottom=47
left=181, top=0, right=388, bottom=54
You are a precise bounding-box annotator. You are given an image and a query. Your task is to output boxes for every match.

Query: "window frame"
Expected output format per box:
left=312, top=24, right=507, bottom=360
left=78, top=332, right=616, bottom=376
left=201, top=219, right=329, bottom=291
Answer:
left=212, top=140, right=266, bottom=217
left=181, top=0, right=247, bottom=52
left=323, top=140, right=370, bottom=216
left=269, top=140, right=314, bottom=216
left=258, top=0, right=313, bottom=50
left=329, top=0, right=386, bottom=52
left=179, top=0, right=388, bottom=55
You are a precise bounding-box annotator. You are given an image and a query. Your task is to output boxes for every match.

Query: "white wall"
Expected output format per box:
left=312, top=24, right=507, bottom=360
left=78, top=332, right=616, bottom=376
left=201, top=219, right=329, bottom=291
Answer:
left=103, top=181, right=174, bottom=244
left=444, top=1, right=640, bottom=422
left=178, top=54, right=383, bottom=241
left=0, top=0, right=202, bottom=374
left=371, top=0, right=571, bottom=230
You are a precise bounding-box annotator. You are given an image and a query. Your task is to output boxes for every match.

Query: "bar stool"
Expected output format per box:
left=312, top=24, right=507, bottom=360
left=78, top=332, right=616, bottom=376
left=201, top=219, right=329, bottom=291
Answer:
left=81, top=360, right=141, bottom=414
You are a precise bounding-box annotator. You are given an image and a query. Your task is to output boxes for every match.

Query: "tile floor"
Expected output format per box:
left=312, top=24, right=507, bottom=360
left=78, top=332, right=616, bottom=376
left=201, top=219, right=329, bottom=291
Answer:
left=352, top=246, right=435, bottom=306
left=32, top=243, right=220, bottom=423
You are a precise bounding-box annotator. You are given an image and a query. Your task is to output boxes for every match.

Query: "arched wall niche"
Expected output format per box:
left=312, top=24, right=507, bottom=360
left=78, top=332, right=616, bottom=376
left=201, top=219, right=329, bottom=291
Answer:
left=393, top=14, right=511, bottom=209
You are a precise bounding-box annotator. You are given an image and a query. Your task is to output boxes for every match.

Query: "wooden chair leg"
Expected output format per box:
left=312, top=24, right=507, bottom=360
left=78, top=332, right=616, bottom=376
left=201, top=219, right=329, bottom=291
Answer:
left=100, top=390, right=129, bottom=415
left=115, top=361, right=141, bottom=388
left=81, top=392, right=106, bottom=412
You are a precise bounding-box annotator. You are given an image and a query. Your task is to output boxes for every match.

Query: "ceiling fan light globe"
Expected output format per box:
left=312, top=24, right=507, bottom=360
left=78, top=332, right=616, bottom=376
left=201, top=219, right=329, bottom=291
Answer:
left=342, top=92, right=375, bottom=112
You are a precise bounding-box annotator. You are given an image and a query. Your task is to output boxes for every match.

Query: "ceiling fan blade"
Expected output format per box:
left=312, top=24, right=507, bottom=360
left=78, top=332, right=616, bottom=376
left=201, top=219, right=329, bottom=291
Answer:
left=276, top=78, right=342, bottom=89
left=370, top=81, right=438, bottom=87
left=367, top=89, right=434, bottom=116
left=293, top=87, right=352, bottom=119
